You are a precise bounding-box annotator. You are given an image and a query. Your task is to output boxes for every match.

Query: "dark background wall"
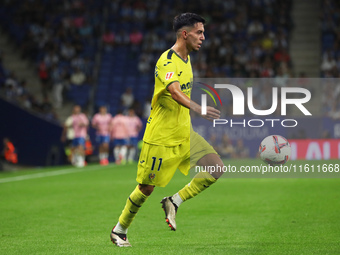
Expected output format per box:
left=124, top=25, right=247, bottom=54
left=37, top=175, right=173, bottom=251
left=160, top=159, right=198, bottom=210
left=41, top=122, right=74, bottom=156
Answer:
left=0, top=98, right=64, bottom=166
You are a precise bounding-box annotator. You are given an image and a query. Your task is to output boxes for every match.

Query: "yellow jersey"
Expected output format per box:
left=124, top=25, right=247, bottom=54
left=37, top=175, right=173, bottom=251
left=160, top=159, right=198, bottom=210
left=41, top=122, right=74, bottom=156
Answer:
left=143, top=49, right=193, bottom=146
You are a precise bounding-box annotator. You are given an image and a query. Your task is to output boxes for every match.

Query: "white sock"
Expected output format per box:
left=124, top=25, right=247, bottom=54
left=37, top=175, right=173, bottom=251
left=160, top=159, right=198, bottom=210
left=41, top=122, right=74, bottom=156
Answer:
left=114, top=147, right=120, bottom=161
left=76, top=154, right=84, bottom=167
left=99, top=153, right=105, bottom=160
left=104, top=152, right=109, bottom=159
left=171, top=193, right=183, bottom=208
left=114, top=221, right=127, bottom=234
left=128, top=147, right=136, bottom=161
left=120, top=146, right=127, bottom=161
left=71, top=153, right=77, bottom=165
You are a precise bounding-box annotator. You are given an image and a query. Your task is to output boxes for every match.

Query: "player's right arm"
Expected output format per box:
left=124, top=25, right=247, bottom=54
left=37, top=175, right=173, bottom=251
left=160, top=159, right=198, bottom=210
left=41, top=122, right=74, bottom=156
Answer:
left=168, top=82, right=220, bottom=121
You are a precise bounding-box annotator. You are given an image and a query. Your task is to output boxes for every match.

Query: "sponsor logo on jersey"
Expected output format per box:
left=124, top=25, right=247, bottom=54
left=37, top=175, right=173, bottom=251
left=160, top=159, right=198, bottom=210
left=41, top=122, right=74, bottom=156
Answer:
left=165, top=72, right=174, bottom=80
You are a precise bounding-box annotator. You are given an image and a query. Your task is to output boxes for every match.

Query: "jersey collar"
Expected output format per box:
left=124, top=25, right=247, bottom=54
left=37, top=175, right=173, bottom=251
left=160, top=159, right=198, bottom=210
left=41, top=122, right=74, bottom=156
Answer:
left=169, top=49, right=189, bottom=64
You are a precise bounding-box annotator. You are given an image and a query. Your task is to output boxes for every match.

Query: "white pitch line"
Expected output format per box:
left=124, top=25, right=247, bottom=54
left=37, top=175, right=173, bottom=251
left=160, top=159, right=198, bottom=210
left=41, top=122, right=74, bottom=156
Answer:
left=0, top=165, right=109, bottom=184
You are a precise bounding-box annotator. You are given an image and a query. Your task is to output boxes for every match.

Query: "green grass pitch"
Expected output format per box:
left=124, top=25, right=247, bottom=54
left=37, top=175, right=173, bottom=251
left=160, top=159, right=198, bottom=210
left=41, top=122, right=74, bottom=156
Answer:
left=0, top=159, right=339, bottom=254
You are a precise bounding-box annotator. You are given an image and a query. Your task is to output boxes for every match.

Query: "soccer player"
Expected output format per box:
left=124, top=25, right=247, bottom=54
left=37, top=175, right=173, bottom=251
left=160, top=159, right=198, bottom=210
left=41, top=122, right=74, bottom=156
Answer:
left=110, top=13, right=223, bottom=247
left=126, top=108, right=142, bottom=163
left=110, top=110, right=129, bottom=164
left=92, top=106, right=112, bottom=165
left=2, top=138, right=18, bottom=164
left=60, top=114, right=75, bottom=164
left=70, top=105, right=89, bottom=167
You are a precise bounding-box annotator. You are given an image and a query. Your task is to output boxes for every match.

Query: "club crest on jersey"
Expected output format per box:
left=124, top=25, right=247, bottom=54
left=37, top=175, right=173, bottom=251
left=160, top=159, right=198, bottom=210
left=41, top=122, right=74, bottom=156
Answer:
left=165, top=72, right=174, bottom=80
left=149, top=173, right=156, bottom=180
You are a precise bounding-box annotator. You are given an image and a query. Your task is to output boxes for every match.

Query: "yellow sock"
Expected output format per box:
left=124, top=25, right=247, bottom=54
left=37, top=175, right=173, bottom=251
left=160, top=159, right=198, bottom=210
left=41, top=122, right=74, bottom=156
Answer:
left=118, top=185, right=148, bottom=229
left=178, top=171, right=217, bottom=202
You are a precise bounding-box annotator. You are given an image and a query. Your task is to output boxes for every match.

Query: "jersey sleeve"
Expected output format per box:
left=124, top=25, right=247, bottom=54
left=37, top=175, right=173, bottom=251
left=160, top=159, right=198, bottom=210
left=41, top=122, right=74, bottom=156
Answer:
left=156, top=59, right=179, bottom=89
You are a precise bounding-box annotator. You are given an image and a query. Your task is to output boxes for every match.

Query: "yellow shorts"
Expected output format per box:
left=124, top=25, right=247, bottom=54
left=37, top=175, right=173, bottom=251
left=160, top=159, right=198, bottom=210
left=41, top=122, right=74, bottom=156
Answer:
left=136, top=131, right=217, bottom=187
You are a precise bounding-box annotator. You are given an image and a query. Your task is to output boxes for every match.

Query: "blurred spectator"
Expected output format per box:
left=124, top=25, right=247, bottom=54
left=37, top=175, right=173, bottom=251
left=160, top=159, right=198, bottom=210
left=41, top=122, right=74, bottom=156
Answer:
left=274, top=66, right=289, bottom=87
left=247, top=19, right=264, bottom=36
left=274, top=46, right=291, bottom=66
left=321, top=53, right=337, bottom=73
left=138, top=53, right=152, bottom=73
left=60, top=41, right=76, bottom=61
left=51, top=64, right=66, bottom=108
left=130, top=28, right=144, bottom=45
left=38, top=61, right=49, bottom=97
left=44, top=50, right=59, bottom=68
left=79, top=20, right=94, bottom=38
left=102, top=28, right=115, bottom=51
left=115, top=29, right=130, bottom=46
left=70, top=67, right=86, bottom=86
left=121, top=87, right=134, bottom=110
left=5, top=73, right=18, bottom=89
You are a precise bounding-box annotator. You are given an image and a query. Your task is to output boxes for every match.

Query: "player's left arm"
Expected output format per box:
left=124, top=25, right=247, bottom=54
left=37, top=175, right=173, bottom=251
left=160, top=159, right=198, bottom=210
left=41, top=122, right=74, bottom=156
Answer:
left=167, top=82, right=220, bottom=121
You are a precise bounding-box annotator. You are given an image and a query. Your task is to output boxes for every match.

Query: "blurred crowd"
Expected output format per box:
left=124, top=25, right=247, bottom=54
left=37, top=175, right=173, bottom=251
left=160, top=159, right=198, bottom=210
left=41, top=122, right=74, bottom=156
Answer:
left=320, top=0, right=340, bottom=78
left=129, top=0, right=294, bottom=79
left=0, top=51, right=59, bottom=121
left=0, top=0, right=101, bottom=114
left=208, top=133, right=249, bottom=159
left=102, top=0, right=295, bottom=118
left=8, top=0, right=340, bottom=122
left=320, top=0, right=340, bottom=119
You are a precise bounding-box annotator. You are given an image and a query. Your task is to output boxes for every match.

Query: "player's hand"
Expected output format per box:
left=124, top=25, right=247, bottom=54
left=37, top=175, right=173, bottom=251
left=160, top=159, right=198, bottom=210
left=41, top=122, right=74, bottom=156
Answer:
left=201, top=106, right=220, bottom=121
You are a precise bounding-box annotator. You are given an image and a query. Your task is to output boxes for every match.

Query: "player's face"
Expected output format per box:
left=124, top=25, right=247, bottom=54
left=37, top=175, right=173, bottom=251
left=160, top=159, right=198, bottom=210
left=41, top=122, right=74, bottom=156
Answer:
left=186, top=22, right=205, bottom=51
left=73, top=106, right=81, bottom=114
left=100, top=106, right=107, bottom=114
left=128, top=109, right=134, bottom=116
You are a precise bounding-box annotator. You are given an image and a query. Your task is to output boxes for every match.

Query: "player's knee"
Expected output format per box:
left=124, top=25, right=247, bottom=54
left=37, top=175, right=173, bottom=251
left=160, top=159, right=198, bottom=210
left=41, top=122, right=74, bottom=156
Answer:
left=138, top=184, right=154, bottom=196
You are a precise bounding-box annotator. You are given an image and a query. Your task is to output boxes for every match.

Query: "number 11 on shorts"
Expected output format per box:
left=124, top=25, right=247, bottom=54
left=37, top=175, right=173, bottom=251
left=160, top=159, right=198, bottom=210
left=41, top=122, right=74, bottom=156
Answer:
left=151, top=157, right=163, bottom=171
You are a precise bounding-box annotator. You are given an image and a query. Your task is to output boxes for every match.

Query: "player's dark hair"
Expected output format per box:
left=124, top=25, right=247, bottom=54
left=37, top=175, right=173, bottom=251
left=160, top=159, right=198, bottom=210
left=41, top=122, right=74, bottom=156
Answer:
left=173, top=13, right=205, bottom=32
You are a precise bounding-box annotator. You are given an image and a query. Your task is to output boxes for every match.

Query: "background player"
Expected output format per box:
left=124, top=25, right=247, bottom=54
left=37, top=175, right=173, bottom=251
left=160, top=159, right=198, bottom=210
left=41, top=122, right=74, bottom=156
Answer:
left=110, top=110, right=129, bottom=165
left=92, top=105, right=112, bottom=165
left=126, top=108, right=142, bottom=163
left=61, top=112, right=75, bottom=164
left=110, top=13, right=223, bottom=247
left=2, top=138, right=18, bottom=164
left=70, top=105, right=89, bottom=167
